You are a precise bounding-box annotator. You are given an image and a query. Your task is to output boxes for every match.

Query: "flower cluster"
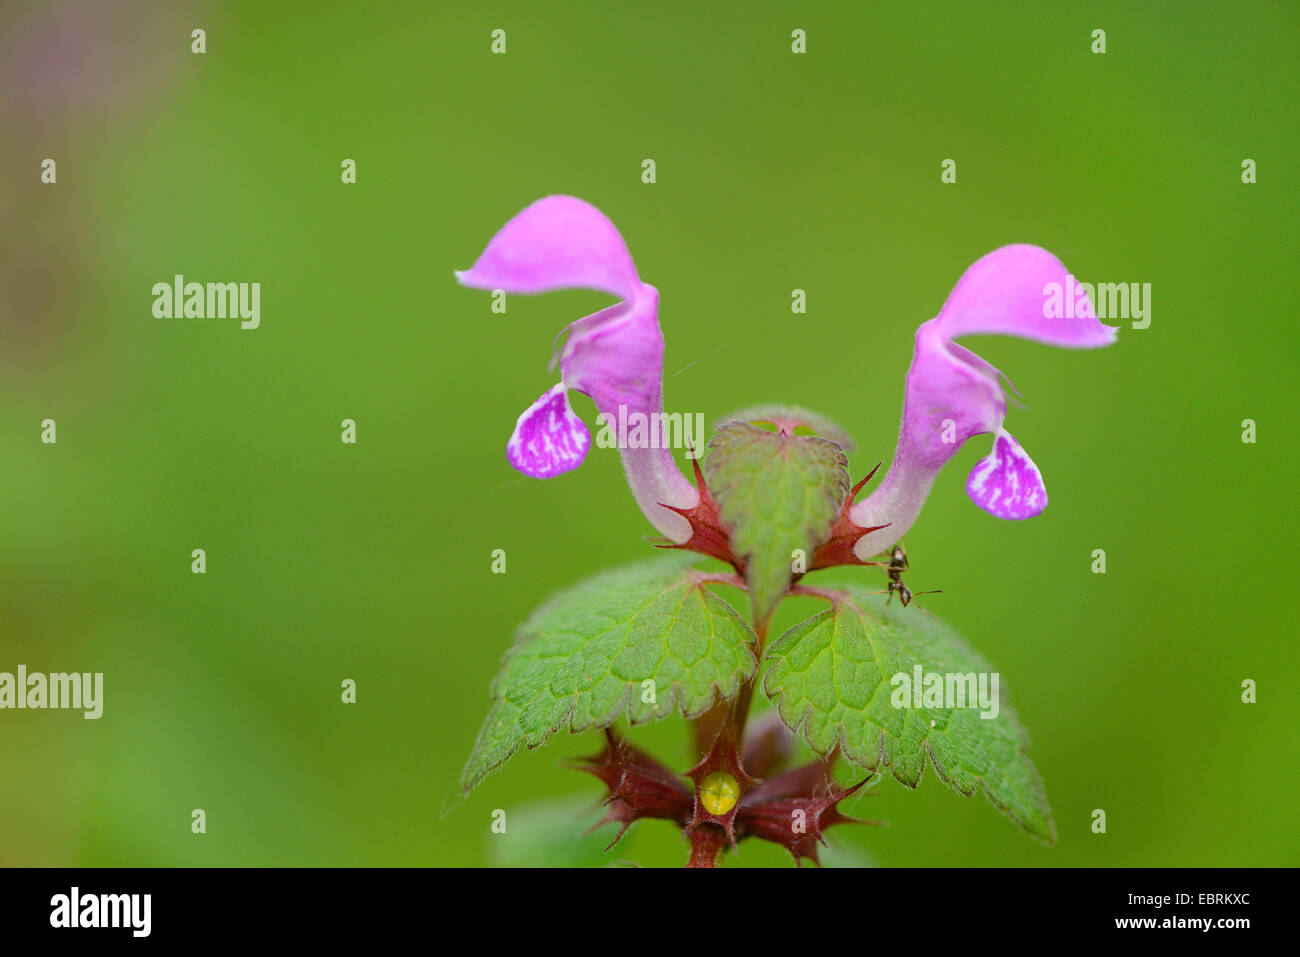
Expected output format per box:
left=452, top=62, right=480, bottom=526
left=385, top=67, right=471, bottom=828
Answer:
left=457, top=196, right=1115, bottom=559
left=457, top=196, right=1115, bottom=866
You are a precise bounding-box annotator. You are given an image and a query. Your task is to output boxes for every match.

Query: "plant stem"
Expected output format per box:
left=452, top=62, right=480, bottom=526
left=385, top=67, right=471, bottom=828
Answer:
left=728, top=611, right=772, bottom=743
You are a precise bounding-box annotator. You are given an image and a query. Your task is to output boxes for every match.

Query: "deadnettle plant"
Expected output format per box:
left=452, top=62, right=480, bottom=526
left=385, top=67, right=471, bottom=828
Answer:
left=457, top=196, right=1115, bottom=867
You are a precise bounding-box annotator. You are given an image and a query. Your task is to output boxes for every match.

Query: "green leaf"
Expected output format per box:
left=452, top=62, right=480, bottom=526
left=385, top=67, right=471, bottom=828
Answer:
left=461, top=555, right=758, bottom=792
left=486, top=795, right=637, bottom=868
left=762, top=584, right=1055, bottom=842
left=819, top=838, right=879, bottom=869
left=705, top=422, right=850, bottom=623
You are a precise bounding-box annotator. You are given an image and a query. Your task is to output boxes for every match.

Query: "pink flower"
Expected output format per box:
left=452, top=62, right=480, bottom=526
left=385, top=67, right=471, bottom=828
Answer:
left=850, top=245, right=1117, bottom=559
left=456, top=196, right=697, bottom=541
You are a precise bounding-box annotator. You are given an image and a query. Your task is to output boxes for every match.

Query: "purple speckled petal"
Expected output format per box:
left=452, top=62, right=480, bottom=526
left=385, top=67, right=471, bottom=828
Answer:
left=457, top=196, right=698, bottom=541
left=455, top=195, right=640, bottom=300
left=966, top=429, right=1047, bottom=519
left=507, top=383, right=591, bottom=479
left=851, top=245, right=1114, bottom=558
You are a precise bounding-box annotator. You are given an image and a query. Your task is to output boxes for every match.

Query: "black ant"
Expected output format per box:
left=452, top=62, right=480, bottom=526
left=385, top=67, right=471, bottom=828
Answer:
left=875, top=543, right=941, bottom=607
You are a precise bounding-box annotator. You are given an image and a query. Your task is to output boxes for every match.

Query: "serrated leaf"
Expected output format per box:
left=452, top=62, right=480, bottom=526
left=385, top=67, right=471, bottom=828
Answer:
left=461, top=555, right=758, bottom=792
left=762, top=584, right=1055, bottom=842
left=486, top=795, right=635, bottom=868
left=819, top=838, right=879, bottom=868
left=705, top=422, right=850, bottom=624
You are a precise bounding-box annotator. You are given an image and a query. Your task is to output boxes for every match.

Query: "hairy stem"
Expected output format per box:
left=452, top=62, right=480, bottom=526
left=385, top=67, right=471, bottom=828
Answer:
left=728, top=611, right=772, bottom=743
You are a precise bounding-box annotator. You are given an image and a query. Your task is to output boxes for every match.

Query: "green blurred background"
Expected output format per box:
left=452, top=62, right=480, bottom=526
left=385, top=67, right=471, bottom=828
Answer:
left=2, top=0, right=1296, bottom=867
